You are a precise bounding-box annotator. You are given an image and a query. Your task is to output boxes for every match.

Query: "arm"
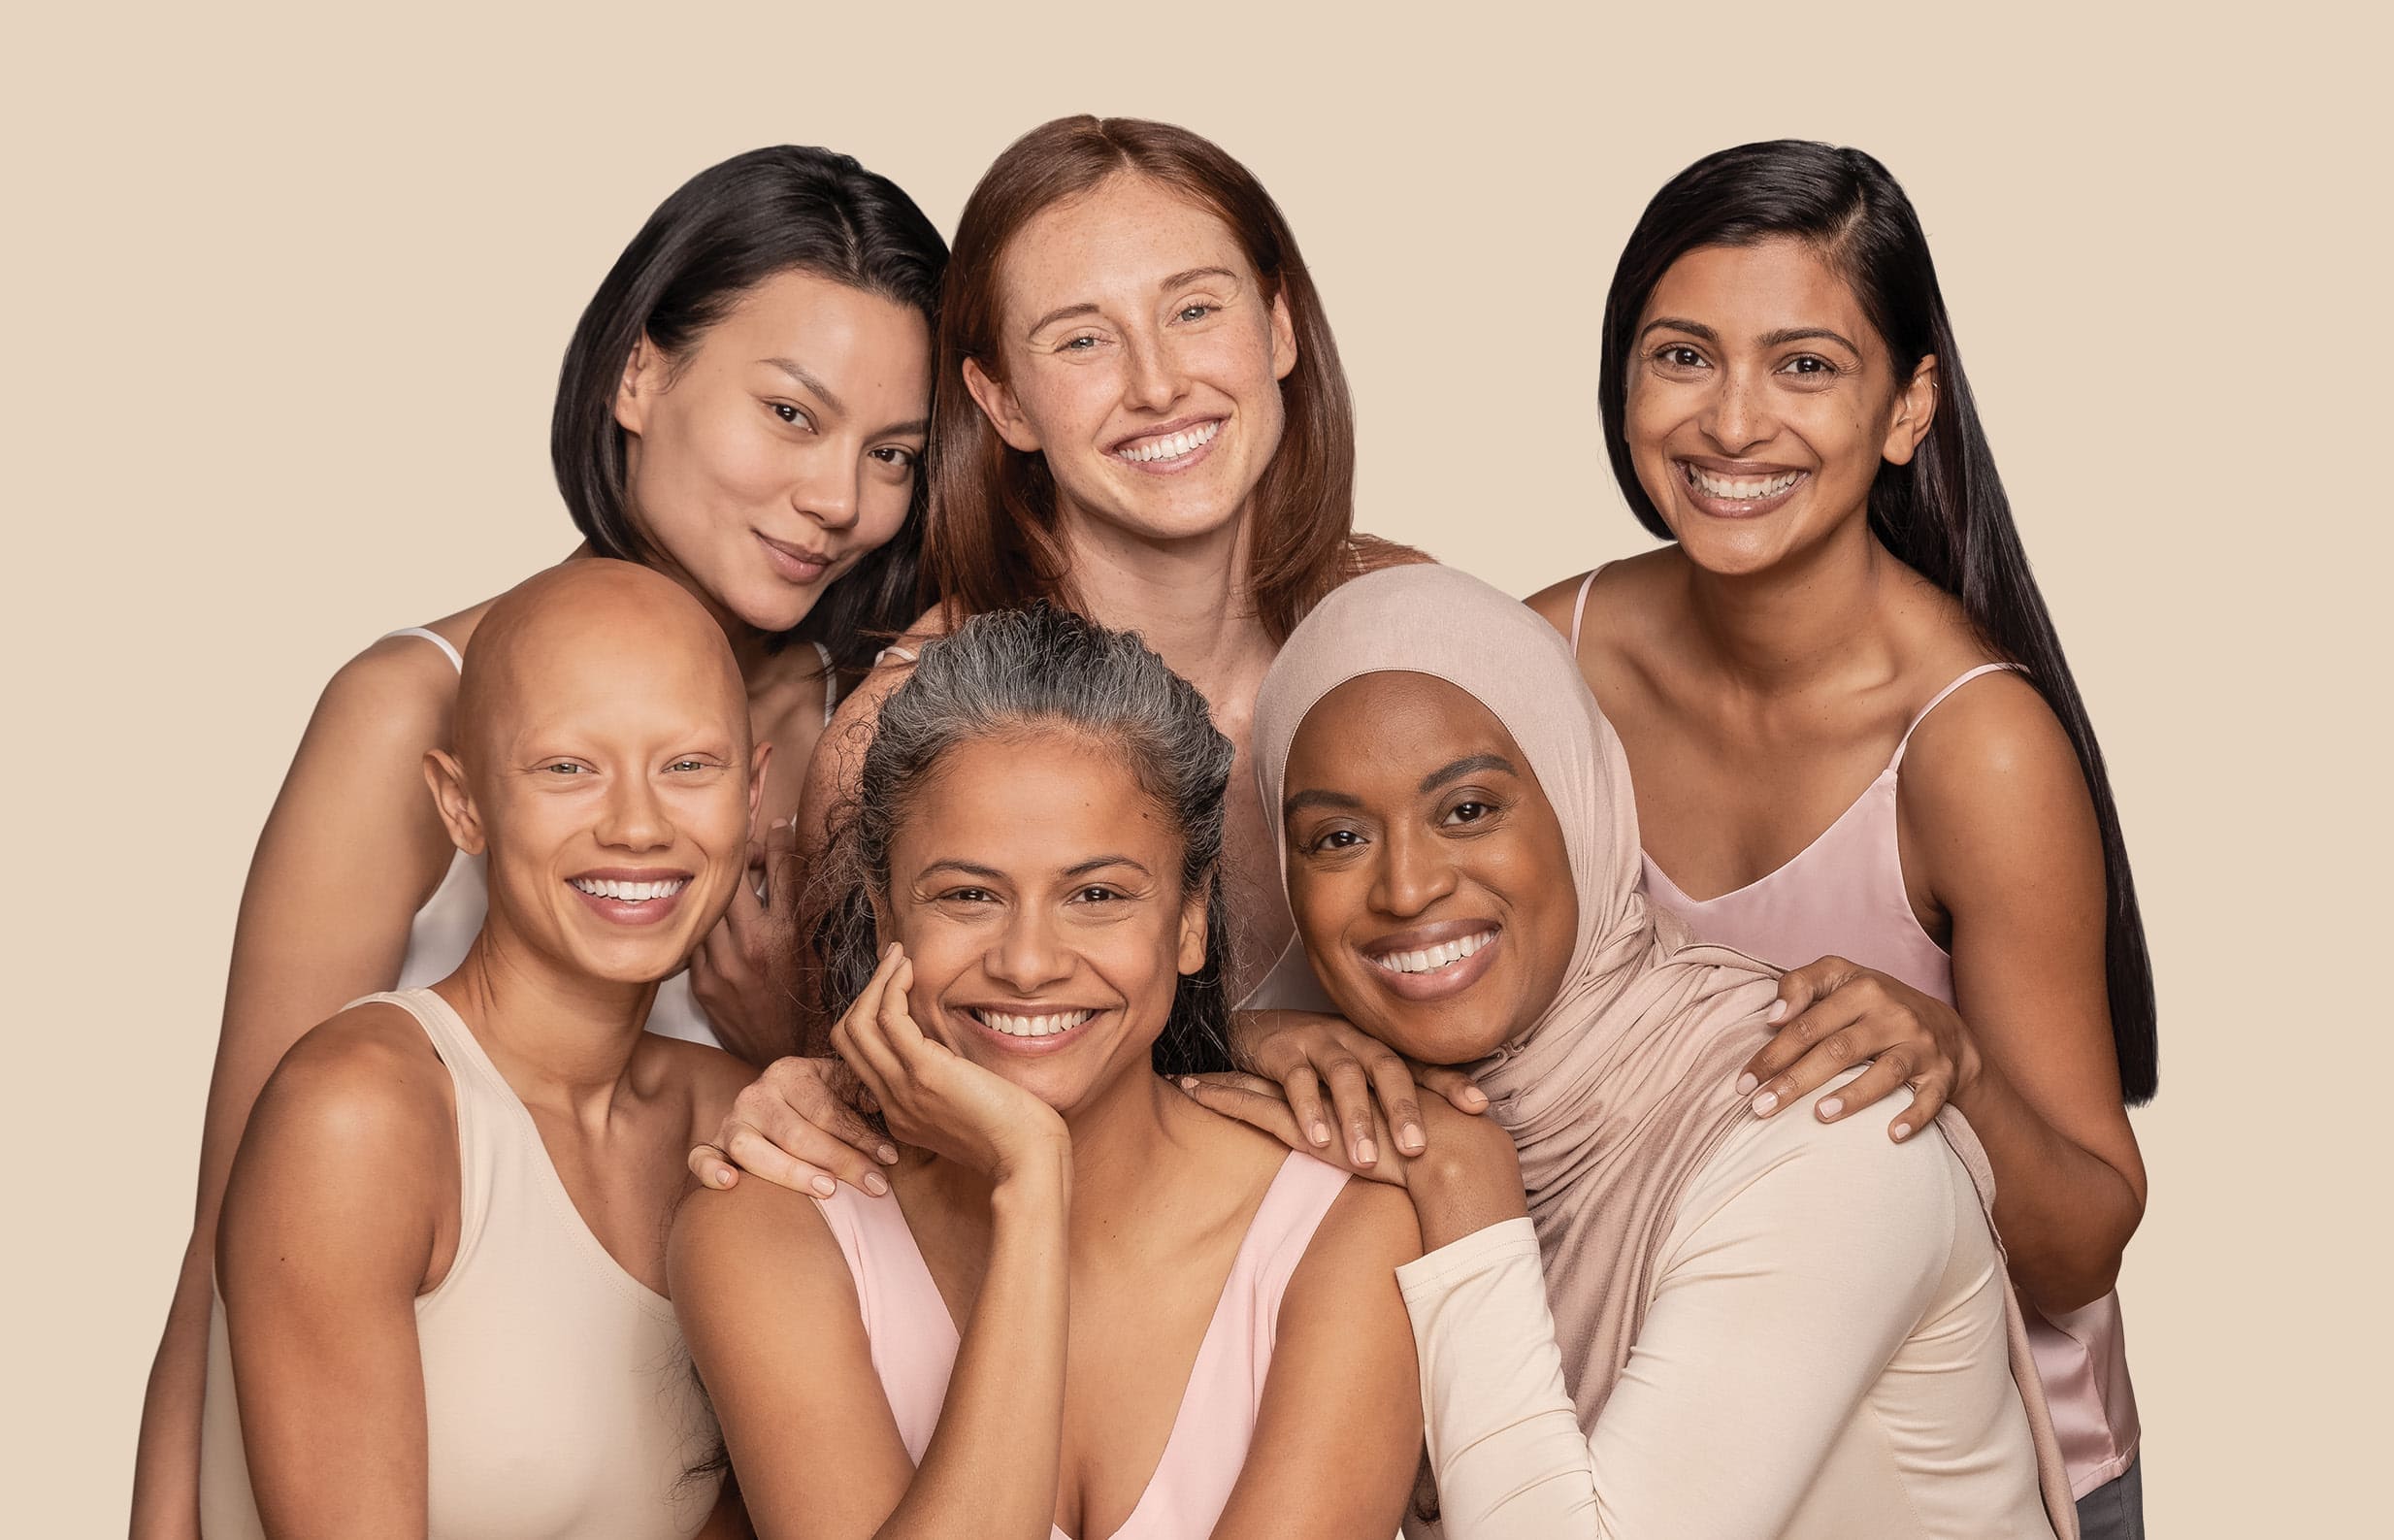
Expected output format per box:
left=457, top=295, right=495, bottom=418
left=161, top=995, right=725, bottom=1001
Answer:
left=1207, top=1183, right=1424, bottom=1540
left=1737, top=679, right=2148, bottom=1312
left=1403, top=1108, right=1965, bottom=1539
left=133, top=639, right=463, bottom=1539
left=214, top=1011, right=453, bottom=1539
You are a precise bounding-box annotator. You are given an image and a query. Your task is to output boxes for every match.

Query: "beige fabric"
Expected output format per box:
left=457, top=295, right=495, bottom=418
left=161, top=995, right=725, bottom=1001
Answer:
left=199, top=988, right=719, bottom=1540
left=1252, top=565, right=2074, bottom=1538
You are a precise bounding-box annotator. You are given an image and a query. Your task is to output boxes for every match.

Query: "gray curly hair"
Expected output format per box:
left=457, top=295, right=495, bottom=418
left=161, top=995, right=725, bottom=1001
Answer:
left=812, top=604, right=1235, bottom=1077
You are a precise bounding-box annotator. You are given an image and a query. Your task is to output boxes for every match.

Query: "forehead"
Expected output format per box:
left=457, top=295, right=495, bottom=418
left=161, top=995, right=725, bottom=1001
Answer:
left=485, top=619, right=743, bottom=751
left=1643, top=237, right=1873, bottom=343
left=898, top=729, right=1183, bottom=867
left=1288, top=672, right=1525, bottom=788
left=700, top=269, right=932, bottom=375
left=1000, top=176, right=1255, bottom=320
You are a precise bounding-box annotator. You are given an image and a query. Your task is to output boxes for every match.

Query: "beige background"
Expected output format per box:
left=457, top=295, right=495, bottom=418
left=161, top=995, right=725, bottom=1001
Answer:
left=5, top=2, right=2382, bottom=1531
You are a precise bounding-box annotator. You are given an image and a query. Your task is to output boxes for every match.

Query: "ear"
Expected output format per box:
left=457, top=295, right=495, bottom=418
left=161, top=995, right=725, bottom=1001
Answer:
left=613, top=333, right=669, bottom=438
left=1881, top=353, right=1938, bottom=467
left=745, top=740, right=775, bottom=830
left=868, top=886, right=898, bottom=951
left=424, top=749, right=485, bottom=857
left=962, top=355, right=1041, bottom=453
left=1177, top=882, right=1211, bottom=978
left=1267, top=289, right=1298, bottom=383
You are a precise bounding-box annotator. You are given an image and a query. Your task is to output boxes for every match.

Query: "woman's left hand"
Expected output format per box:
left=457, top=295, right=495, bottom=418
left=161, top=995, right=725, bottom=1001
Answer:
left=1737, top=956, right=1983, bottom=1142
left=687, top=816, right=800, bottom=1065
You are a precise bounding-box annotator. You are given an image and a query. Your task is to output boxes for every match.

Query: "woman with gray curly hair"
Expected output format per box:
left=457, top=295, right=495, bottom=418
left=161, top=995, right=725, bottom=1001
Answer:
left=669, top=606, right=1424, bottom=1540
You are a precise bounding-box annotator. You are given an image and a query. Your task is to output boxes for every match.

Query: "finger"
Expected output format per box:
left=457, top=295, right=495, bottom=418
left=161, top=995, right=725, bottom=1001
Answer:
left=1890, top=1072, right=1951, bottom=1143
left=1320, top=1055, right=1379, bottom=1166
left=734, top=1105, right=892, bottom=1196
left=1749, top=1013, right=1886, bottom=1120
left=1764, top=955, right=1861, bottom=1032
left=1175, top=1073, right=1312, bottom=1153
left=1363, top=1050, right=1427, bottom=1156
left=1413, top=1063, right=1491, bottom=1116
left=1808, top=1050, right=1917, bottom=1125
left=776, top=1066, right=900, bottom=1167
left=1738, top=988, right=1872, bottom=1103
left=761, top=815, right=800, bottom=913
left=687, top=1142, right=739, bottom=1190
left=722, top=851, right=765, bottom=941
left=1277, top=1065, right=1333, bottom=1149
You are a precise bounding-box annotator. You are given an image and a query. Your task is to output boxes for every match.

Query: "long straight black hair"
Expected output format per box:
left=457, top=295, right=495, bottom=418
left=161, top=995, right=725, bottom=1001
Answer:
left=550, top=146, right=947, bottom=673
left=1598, top=141, right=2157, bottom=1102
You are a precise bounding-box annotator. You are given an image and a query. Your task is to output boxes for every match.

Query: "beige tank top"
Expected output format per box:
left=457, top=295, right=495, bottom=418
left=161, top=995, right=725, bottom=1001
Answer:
left=199, top=988, right=720, bottom=1539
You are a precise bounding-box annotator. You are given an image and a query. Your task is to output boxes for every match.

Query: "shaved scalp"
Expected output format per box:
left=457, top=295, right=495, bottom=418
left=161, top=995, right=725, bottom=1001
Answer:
left=454, top=558, right=747, bottom=772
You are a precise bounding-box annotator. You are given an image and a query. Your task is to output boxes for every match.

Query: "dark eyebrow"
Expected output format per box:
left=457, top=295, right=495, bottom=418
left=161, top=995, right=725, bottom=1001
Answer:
left=1758, top=326, right=1862, bottom=353
left=1026, top=301, right=1101, bottom=339
left=1420, top=754, right=1518, bottom=794
left=1063, top=855, right=1151, bottom=879
left=762, top=357, right=843, bottom=414
left=1282, top=787, right=1363, bottom=819
left=1160, top=266, right=1237, bottom=293
left=918, top=859, right=1004, bottom=883
left=1640, top=317, right=1718, bottom=344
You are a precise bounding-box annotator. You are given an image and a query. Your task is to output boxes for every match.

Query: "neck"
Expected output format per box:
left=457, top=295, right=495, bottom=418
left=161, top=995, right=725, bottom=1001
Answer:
left=431, top=917, right=657, bottom=1126
left=1676, top=513, right=1899, bottom=694
left=1056, top=500, right=1277, bottom=700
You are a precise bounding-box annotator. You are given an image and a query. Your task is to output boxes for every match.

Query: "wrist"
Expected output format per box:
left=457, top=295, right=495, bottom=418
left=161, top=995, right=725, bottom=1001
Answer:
left=992, top=1134, right=1072, bottom=1204
left=1409, top=1141, right=1526, bottom=1251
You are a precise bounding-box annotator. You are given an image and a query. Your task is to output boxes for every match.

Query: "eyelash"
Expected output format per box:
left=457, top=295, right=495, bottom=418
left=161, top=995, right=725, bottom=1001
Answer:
left=771, top=402, right=813, bottom=429
left=1651, top=344, right=1842, bottom=378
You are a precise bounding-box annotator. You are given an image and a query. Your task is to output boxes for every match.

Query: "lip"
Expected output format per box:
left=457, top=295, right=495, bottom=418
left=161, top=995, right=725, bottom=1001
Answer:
left=755, top=530, right=835, bottom=584
left=1357, top=924, right=1502, bottom=1003
left=950, top=1004, right=1109, bottom=1058
left=565, top=867, right=694, bottom=929
left=1674, top=457, right=1809, bottom=522
left=1110, top=415, right=1225, bottom=478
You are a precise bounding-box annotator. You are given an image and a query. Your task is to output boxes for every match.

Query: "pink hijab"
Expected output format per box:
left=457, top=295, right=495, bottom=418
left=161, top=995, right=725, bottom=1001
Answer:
left=1254, top=565, right=2075, bottom=1535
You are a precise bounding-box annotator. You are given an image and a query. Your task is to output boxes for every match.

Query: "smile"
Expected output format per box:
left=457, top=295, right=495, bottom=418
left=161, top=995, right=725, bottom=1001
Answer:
left=568, top=876, right=690, bottom=901
left=1680, top=461, right=1807, bottom=507
left=968, top=1006, right=1095, bottom=1038
left=1370, top=930, right=1496, bottom=976
left=1114, top=418, right=1221, bottom=465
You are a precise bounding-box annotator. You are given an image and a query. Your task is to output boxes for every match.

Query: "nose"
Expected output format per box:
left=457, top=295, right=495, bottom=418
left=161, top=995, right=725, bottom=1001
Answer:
left=1121, top=328, right=1186, bottom=415
left=794, top=452, right=862, bottom=533
left=1699, top=363, right=1776, bottom=457
left=1370, top=823, right=1459, bottom=920
left=986, top=904, right=1074, bottom=996
left=597, top=771, right=674, bottom=854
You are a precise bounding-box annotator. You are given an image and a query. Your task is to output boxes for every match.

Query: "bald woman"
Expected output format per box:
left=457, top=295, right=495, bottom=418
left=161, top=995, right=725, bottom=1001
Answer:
left=198, top=562, right=753, bottom=1540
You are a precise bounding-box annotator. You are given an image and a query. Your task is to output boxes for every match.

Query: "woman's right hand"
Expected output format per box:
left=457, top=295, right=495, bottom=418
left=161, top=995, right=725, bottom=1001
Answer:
left=688, top=1052, right=900, bottom=1198
left=833, top=944, right=1067, bottom=1185
left=1229, top=1009, right=1489, bottom=1168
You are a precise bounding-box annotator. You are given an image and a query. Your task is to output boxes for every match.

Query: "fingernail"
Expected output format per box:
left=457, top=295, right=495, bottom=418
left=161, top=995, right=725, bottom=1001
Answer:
left=810, top=1174, right=836, bottom=1196
left=1398, top=1124, right=1425, bottom=1154
left=1356, top=1137, right=1377, bottom=1165
left=713, top=1168, right=734, bottom=1188
left=1461, top=1086, right=1489, bottom=1108
left=877, top=1144, right=899, bottom=1164
left=1309, top=1121, right=1331, bottom=1146
left=1751, top=1091, right=1778, bottom=1117
left=1178, top=1076, right=1198, bottom=1092
left=1765, top=1000, right=1787, bottom=1024
left=1892, top=1123, right=1913, bottom=1141
left=1818, top=1097, right=1843, bottom=1120
left=1734, top=1072, right=1757, bottom=1097
left=863, top=1171, right=890, bottom=1196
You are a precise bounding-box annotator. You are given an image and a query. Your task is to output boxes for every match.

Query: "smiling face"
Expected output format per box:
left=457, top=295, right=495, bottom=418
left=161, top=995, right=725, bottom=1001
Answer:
left=880, top=728, right=1207, bottom=1117
left=1625, top=237, right=1936, bottom=577
left=433, top=564, right=763, bottom=987
left=1281, top=672, right=1579, bottom=1065
left=615, top=268, right=933, bottom=634
left=960, top=174, right=1297, bottom=550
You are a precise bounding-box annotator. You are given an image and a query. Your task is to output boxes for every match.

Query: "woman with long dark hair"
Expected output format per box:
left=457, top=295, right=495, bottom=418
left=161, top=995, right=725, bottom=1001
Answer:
left=132, top=145, right=945, bottom=1537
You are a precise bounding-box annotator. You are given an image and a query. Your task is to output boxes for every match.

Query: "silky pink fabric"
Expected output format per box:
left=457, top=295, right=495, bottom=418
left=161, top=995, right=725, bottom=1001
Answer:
left=813, top=1150, right=1349, bottom=1539
left=1591, top=580, right=2144, bottom=1499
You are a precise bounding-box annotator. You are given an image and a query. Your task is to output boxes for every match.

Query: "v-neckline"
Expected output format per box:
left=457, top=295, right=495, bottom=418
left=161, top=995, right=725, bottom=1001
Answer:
left=1642, top=762, right=1897, bottom=907
left=888, top=1149, right=1304, bottom=1540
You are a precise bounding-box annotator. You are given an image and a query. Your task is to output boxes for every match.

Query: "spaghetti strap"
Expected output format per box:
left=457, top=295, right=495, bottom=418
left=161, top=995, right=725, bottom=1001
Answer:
left=1890, top=663, right=2019, bottom=768
left=382, top=626, right=463, bottom=672
left=810, top=640, right=839, bottom=727
left=1567, top=569, right=1599, bottom=656
left=872, top=643, right=921, bottom=669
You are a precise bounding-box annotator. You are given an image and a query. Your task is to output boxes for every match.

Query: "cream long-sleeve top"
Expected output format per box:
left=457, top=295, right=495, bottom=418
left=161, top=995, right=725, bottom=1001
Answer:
left=1397, top=1083, right=2056, bottom=1540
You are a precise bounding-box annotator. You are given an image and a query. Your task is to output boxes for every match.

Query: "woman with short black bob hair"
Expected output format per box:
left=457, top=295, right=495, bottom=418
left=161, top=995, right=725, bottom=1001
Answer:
left=132, top=145, right=945, bottom=1535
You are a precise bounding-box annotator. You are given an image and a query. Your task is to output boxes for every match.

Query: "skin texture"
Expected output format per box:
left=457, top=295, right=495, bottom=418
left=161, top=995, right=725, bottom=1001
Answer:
left=1518, top=236, right=2145, bottom=1313
left=688, top=173, right=1451, bottom=1196
left=212, top=561, right=763, bottom=1537
left=130, top=270, right=931, bottom=1540
left=671, top=730, right=1423, bottom=1540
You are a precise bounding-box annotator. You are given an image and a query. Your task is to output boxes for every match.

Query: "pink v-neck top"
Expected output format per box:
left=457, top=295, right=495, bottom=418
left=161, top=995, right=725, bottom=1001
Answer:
left=813, top=1149, right=1350, bottom=1540
left=1572, top=571, right=2141, bottom=1499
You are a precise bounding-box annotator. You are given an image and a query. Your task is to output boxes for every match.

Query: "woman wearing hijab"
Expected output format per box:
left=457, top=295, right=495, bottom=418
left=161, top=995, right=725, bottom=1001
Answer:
left=1189, top=563, right=2075, bottom=1538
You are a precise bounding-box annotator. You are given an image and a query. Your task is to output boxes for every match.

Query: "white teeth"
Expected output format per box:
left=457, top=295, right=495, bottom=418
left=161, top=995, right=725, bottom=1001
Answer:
left=569, top=876, right=688, bottom=901
left=1685, top=464, right=1802, bottom=501
left=1115, top=419, right=1221, bottom=464
left=972, top=1008, right=1095, bottom=1038
left=1370, top=931, right=1496, bottom=976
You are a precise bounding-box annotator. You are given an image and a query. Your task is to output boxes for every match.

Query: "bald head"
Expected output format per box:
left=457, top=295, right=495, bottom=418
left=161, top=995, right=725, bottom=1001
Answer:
left=455, top=559, right=749, bottom=775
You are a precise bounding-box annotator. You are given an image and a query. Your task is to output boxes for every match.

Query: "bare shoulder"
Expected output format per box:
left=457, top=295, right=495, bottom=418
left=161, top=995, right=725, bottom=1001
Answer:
left=669, top=1159, right=846, bottom=1283
left=1901, top=667, right=2092, bottom=828
left=1307, top=1176, right=1423, bottom=1271
left=1525, top=549, right=1675, bottom=643
left=238, top=1000, right=452, bottom=1176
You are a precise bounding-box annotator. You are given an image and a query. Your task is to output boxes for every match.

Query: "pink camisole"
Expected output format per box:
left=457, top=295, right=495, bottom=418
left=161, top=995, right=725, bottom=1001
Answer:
left=1571, top=570, right=2141, bottom=1499
left=812, top=1149, right=1351, bottom=1540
